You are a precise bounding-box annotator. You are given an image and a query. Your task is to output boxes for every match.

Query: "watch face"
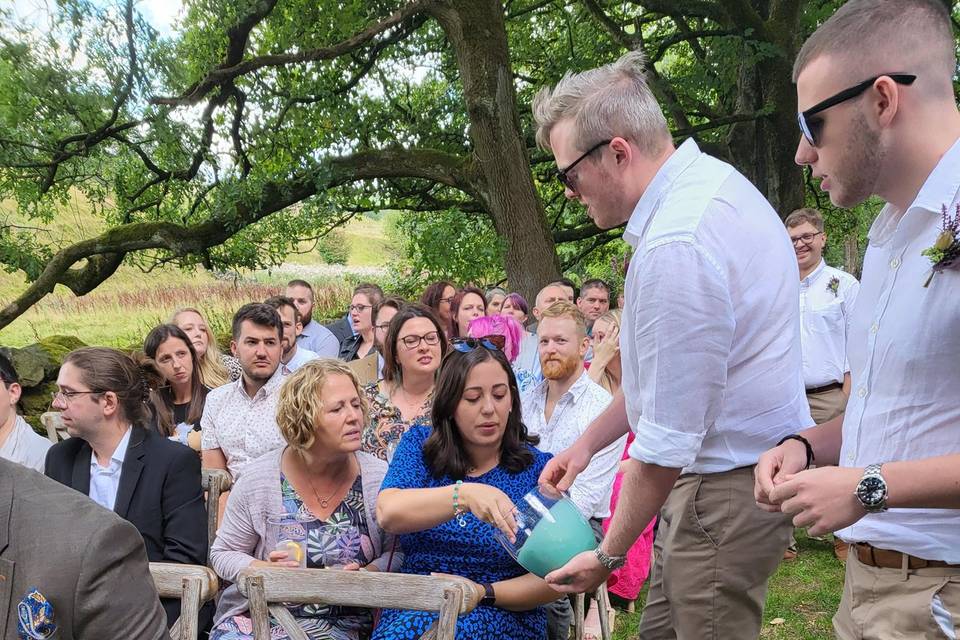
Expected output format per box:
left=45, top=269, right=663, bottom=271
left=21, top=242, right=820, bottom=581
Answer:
left=857, top=476, right=886, bottom=506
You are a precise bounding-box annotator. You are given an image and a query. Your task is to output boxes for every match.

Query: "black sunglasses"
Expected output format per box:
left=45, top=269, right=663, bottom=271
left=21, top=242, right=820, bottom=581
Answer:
left=451, top=336, right=506, bottom=353
left=556, top=140, right=611, bottom=190
left=798, top=73, right=916, bottom=147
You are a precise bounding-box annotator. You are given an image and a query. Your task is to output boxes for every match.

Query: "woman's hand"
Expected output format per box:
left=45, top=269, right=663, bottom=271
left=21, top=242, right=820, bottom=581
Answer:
left=431, top=572, right=485, bottom=606
left=458, top=483, right=519, bottom=543
left=250, top=549, right=300, bottom=569
left=591, top=325, right=620, bottom=367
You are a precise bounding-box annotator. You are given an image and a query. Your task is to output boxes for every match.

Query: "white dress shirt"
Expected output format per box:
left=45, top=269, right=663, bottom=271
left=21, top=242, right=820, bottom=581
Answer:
left=800, top=260, right=860, bottom=388
left=282, top=345, right=319, bottom=374
left=201, top=367, right=287, bottom=480
left=89, top=426, right=132, bottom=511
left=297, top=320, right=340, bottom=358
left=521, top=371, right=621, bottom=519
left=621, top=139, right=812, bottom=474
left=836, top=136, right=960, bottom=562
left=0, top=415, right=52, bottom=472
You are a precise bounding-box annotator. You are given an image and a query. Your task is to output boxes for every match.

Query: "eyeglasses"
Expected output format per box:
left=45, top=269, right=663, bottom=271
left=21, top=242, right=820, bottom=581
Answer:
left=452, top=335, right=506, bottom=353
left=439, top=296, right=455, bottom=305
left=798, top=74, right=915, bottom=147
left=556, top=140, right=611, bottom=191
left=348, top=304, right=372, bottom=313
left=51, top=389, right=101, bottom=404
left=789, top=231, right=824, bottom=245
left=400, top=331, right=442, bottom=350
left=374, top=323, right=391, bottom=331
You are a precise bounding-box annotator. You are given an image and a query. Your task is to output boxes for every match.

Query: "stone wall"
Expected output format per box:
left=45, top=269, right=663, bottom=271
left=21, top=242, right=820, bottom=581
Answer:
left=0, top=335, right=87, bottom=434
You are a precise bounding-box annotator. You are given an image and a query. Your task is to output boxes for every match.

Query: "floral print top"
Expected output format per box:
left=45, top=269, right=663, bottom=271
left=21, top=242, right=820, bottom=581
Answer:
left=360, top=382, right=433, bottom=461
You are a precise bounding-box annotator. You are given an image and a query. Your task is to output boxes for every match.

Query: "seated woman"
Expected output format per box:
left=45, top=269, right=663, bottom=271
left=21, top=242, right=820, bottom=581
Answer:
left=375, top=341, right=562, bottom=640
left=339, top=283, right=385, bottom=362
left=500, top=293, right=539, bottom=377
left=362, top=304, right=446, bottom=462
left=449, top=286, right=487, bottom=340
left=420, top=280, right=457, bottom=338
left=143, top=324, right=208, bottom=451
left=485, top=287, right=507, bottom=315
left=172, top=307, right=240, bottom=387
left=210, top=359, right=399, bottom=640
left=466, top=314, right=535, bottom=394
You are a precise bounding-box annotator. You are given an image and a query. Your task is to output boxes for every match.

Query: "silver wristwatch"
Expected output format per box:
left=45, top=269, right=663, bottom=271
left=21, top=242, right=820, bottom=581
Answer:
left=855, top=463, right=888, bottom=513
left=595, top=547, right=626, bottom=570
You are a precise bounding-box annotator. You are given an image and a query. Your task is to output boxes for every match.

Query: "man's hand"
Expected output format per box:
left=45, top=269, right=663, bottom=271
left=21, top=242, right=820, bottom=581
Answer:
left=539, top=441, right=593, bottom=492
left=754, top=439, right=809, bottom=512
left=543, top=550, right=610, bottom=594
left=768, top=466, right=867, bottom=537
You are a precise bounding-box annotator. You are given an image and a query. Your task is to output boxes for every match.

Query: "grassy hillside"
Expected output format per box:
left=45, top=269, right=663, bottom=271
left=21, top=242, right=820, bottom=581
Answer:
left=0, top=197, right=393, bottom=347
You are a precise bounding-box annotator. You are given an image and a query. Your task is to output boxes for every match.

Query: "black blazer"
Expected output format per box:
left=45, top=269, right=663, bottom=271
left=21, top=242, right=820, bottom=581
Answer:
left=324, top=314, right=354, bottom=344
left=44, top=426, right=208, bottom=627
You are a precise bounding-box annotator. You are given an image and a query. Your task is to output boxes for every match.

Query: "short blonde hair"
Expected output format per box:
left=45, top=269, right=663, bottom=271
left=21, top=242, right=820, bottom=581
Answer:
left=784, top=208, right=824, bottom=232
left=276, top=359, right=369, bottom=451
left=532, top=50, right=671, bottom=156
left=538, top=300, right=587, bottom=338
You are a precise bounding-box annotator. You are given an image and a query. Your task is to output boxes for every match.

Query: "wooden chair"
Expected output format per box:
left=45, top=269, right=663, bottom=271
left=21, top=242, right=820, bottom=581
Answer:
left=201, top=468, right=232, bottom=562
left=237, top=567, right=482, bottom=640
left=39, top=411, right=69, bottom=444
left=573, top=583, right=614, bottom=640
left=150, top=562, right=219, bottom=640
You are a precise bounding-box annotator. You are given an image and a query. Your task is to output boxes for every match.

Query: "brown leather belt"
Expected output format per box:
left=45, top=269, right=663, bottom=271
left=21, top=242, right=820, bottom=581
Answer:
left=805, top=381, right=843, bottom=395
left=852, top=543, right=960, bottom=570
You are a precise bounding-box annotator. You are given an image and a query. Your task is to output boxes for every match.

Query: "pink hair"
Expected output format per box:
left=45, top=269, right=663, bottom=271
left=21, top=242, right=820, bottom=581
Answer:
left=467, top=314, right=523, bottom=363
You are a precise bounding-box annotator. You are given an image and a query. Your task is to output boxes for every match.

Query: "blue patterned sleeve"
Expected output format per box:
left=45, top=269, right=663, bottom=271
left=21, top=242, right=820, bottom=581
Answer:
left=380, top=425, right=431, bottom=491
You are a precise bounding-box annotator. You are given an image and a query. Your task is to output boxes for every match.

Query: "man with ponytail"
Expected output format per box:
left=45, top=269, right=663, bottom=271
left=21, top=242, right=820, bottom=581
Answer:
left=44, top=347, right=208, bottom=629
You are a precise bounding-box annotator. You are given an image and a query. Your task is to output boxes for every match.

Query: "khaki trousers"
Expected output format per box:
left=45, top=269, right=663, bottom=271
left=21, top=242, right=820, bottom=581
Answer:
left=637, top=466, right=792, bottom=640
left=806, top=386, right=848, bottom=424
left=834, top=550, right=960, bottom=639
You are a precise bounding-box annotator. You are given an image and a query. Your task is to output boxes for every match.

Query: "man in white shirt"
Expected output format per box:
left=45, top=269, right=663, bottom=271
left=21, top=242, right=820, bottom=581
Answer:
left=0, top=353, right=51, bottom=472
left=265, top=295, right=319, bottom=374
left=755, top=2, right=960, bottom=637
left=285, top=279, right=340, bottom=357
left=532, top=50, right=811, bottom=640
left=520, top=301, right=619, bottom=640
left=786, top=208, right=859, bottom=423
left=202, top=303, right=287, bottom=487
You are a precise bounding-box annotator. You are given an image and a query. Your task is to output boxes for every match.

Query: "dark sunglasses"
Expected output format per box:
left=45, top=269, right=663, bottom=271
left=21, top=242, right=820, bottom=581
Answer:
left=798, top=73, right=915, bottom=147
left=556, top=140, right=611, bottom=190
left=451, top=335, right=506, bottom=353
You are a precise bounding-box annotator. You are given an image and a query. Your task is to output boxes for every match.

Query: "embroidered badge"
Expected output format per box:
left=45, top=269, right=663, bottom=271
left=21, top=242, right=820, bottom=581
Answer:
left=921, top=204, right=960, bottom=287
left=17, top=587, right=57, bottom=640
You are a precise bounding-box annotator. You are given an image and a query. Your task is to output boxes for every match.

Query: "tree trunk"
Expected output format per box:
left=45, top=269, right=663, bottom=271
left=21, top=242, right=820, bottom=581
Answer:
left=430, top=0, right=561, bottom=303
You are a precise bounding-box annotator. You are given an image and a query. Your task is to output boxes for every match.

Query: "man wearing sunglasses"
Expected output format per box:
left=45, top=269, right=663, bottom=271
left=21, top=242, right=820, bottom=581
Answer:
left=532, top=50, right=810, bottom=640
left=755, top=1, right=960, bottom=638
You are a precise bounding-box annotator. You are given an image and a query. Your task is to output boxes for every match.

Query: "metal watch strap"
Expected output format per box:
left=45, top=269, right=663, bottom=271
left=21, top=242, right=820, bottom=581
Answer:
left=595, top=547, right=626, bottom=570
left=857, top=463, right=888, bottom=513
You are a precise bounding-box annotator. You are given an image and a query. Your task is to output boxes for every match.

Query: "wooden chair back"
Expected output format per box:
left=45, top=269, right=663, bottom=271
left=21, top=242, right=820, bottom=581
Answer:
left=236, top=567, right=481, bottom=640
left=201, top=468, right=232, bottom=563
left=150, top=562, right=219, bottom=640
left=40, top=411, right=69, bottom=444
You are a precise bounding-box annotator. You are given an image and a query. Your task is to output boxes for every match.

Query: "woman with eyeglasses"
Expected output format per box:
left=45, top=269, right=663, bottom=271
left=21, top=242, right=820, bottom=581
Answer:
left=361, top=304, right=447, bottom=461
left=420, top=280, right=457, bottom=338
left=374, top=339, right=561, bottom=640
left=339, top=283, right=384, bottom=362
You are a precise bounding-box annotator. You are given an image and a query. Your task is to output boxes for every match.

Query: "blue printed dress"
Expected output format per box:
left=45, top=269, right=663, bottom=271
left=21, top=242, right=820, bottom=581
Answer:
left=211, top=474, right=374, bottom=640
left=373, top=425, right=551, bottom=640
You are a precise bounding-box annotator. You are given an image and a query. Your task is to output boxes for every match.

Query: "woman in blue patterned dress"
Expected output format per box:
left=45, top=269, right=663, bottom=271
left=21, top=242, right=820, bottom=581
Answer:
left=375, top=340, right=563, bottom=640
left=209, top=359, right=400, bottom=640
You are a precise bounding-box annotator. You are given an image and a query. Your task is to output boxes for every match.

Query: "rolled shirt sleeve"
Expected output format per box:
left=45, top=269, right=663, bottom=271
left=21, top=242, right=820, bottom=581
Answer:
left=627, top=240, right=735, bottom=469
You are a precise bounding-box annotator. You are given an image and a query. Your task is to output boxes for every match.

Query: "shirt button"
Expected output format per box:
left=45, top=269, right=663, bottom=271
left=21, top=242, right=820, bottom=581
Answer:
left=847, top=453, right=855, bottom=463
left=870, top=323, right=879, bottom=334
left=857, top=387, right=867, bottom=398
left=889, top=257, right=901, bottom=269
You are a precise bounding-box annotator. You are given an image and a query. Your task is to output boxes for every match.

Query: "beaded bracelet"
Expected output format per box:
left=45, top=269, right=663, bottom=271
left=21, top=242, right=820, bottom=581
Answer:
left=452, top=480, right=467, bottom=527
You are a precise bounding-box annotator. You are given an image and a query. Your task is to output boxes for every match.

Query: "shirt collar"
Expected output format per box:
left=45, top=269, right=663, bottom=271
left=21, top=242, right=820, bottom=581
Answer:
left=91, top=426, right=132, bottom=470
left=533, top=369, right=592, bottom=403
left=236, top=365, right=285, bottom=400
left=909, top=135, right=960, bottom=215
left=300, top=320, right=318, bottom=337
left=801, top=259, right=827, bottom=286
left=623, top=138, right=701, bottom=248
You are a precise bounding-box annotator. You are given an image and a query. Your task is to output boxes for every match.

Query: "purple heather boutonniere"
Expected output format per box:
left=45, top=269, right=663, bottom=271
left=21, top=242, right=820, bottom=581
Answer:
left=921, top=204, right=960, bottom=287
left=826, top=276, right=840, bottom=297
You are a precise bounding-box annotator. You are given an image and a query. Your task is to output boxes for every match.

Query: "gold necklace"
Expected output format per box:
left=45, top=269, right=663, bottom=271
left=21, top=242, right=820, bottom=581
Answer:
left=299, top=454, right=354, bottom=509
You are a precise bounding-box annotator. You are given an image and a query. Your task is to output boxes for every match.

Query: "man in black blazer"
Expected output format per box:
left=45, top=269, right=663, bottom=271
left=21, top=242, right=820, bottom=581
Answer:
left=43, top=347, right=208, bottom=628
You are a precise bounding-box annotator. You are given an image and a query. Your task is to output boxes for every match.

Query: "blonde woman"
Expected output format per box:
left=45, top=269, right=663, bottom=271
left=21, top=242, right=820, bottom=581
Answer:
left=209, top=359, right=398, bottom=640
left=587, top=309, right=622, bottom=395
left=172, top=307, right=240, bottom=388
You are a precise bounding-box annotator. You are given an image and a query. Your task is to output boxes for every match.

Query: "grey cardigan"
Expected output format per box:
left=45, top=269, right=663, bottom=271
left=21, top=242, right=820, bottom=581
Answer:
left=210, top=447, right=402, bottom=624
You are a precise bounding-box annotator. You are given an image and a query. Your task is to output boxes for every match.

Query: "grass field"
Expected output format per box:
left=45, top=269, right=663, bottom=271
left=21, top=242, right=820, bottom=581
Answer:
left=0, top=198, right=395, bottom=347
left=611, top=531, right=844, bottom=639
